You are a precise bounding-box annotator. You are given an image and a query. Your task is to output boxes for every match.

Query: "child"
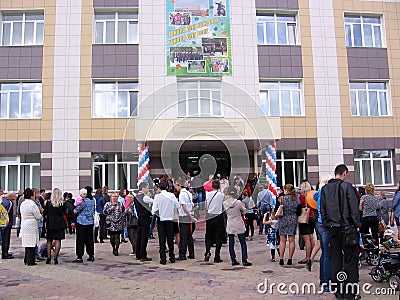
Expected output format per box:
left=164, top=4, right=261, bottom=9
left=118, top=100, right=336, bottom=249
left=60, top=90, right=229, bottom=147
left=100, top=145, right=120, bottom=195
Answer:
left=263, top=212, right=279, bottom=262
left=382, top=228, right=400, bottom=250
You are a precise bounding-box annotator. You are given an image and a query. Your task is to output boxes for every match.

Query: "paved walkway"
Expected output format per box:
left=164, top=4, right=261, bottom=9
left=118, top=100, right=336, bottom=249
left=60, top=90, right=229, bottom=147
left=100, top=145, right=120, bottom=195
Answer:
left=0, top=228, right=397, bottom=300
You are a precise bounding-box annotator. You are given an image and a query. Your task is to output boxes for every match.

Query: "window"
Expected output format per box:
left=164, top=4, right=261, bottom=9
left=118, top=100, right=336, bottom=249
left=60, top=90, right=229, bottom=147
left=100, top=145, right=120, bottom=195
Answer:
left=92, top=153, right=138, bottom=191
left=177, top=81, right=222, bottom=117
left=0, top=155, right=40, bottom=191
left=257, top=13, right=297, bottom=45
left=354, top=150, right=393, bottom=186
left=260, top=81, right=302, bottom=116
left=262, top=151, right=306, bottom=188
left=93, top=82, right=138, bottom=118
left=94, top=12, right=138, bottom=44
left=350, top=82, right=390, bottom=116
left=2, top=12, right=44, bottom=46
left=0, top=82, right=42, bottom=119
left=345, top=15, right=383, bottom=47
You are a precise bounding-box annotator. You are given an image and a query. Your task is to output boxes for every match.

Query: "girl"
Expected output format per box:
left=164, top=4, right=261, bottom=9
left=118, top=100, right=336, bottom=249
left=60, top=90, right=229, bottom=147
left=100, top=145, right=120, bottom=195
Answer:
left=263, top=212, right=279, bottom=262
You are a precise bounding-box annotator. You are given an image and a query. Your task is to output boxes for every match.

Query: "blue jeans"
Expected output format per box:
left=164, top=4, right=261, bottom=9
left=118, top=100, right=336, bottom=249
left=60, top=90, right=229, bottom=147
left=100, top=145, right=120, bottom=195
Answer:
left=228, top=233, right=248, bottom=263
left=149, top=215, right=156, bottom=237
left=316, top=222, right=331, bottom=285
left=258, top=205, right=270, bottom=234
left=197, top=191, right=205, bottom=210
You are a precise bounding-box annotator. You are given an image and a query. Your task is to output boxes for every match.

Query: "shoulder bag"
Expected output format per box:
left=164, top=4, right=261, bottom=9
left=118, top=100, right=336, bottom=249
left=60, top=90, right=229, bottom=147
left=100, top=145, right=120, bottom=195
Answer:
left=275, top=196, right=284, bottom=218
left=297, top=196, right=309, bottom=224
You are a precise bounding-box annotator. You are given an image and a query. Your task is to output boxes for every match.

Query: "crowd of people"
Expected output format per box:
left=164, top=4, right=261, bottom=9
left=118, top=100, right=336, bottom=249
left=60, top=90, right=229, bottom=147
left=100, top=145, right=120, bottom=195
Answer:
left=1, top=164, right=400, bottom=300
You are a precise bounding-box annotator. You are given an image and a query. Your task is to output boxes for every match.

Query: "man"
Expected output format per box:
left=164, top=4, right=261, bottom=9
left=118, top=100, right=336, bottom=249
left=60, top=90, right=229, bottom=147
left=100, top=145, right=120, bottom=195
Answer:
left=175, top=180, right=195, bottom=260
left=134, top=182, right=154, bottom=262
left=257, top=183, right=274, bottom=235
left=321, top=164, right=361, bottom=300
left=1, top=192, right=16, bottom=259
left=152, top=181, right=180, bottom=265
left=204, top=179, right=225, bottom=263
left=102, top=186, right=110, bottom=203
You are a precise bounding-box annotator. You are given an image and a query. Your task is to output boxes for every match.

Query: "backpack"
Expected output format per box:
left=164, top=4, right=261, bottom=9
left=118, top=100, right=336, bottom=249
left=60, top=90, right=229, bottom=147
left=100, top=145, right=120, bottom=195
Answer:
left=0, top=204, right=9, bottom=228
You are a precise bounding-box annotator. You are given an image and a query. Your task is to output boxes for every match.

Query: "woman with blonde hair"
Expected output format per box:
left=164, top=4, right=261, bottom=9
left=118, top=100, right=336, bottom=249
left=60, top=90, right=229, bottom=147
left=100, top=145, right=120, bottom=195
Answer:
left=360, top=183, right=379, bottom=244
left=298, top=181, right=315, bottom=266
left=43, top=188, right=66, bottom=265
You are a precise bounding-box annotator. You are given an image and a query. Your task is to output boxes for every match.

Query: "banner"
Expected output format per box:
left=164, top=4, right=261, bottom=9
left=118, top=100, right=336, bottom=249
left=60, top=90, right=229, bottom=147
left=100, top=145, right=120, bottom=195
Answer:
left=166, top=0, right=232, bottom=76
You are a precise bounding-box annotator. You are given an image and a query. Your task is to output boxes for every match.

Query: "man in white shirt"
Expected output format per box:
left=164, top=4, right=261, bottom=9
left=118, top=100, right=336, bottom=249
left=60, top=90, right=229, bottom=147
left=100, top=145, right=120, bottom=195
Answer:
left=204, top=179, right=225, bottom=263
left=175, top=180, right=195, bottom=260
left=152, top=181, right=180, bottom=265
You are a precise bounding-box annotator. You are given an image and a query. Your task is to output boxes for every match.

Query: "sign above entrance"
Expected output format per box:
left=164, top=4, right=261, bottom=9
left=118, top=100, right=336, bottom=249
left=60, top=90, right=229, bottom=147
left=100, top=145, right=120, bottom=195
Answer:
left=166, top=0, right=232, bottom=76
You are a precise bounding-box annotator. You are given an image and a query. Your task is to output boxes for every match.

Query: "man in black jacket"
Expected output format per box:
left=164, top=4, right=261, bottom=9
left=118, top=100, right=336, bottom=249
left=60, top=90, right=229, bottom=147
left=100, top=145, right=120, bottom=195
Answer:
left=321, top=164, right=361, bottom=300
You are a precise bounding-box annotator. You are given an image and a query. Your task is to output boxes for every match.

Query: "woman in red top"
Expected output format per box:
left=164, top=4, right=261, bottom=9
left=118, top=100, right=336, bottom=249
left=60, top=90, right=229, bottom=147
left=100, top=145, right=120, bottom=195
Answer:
left=298, top=182, right=315, bottom=266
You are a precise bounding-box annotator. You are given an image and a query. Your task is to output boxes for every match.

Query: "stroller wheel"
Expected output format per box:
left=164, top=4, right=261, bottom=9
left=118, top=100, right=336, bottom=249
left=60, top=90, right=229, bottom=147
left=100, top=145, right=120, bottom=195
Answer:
left=370, top=267, right=384, bottom=283
left=358, top=260, right=362, bottom=269
left=366, top=253, right=379, bottom=266
left=389, top=275, right=400, bottom=291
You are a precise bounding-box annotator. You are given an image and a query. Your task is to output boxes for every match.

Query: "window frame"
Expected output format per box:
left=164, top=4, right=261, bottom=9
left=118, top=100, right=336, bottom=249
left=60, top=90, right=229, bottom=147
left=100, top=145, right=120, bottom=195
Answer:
left=92, top=81, right=139, bottom=119
left=177, top=81, right=223, bottom=118
left=0, top=155, right=40, bottom=192
left=92, top=153, right=139, bottom=191
left=256, top=12, right=299, bottom=45
left=349, top=81, right=391, bottom=117
left=344, top=14, right=384, bottom=48
left=354, top=150, right=394, bottom=186
left=260, top=81, right=304, bottom=117
left=0, top=82, right=42, bottom=119
left=93, top=11, right=139, bottom=44
left=1, top=11, right=44, bottom=46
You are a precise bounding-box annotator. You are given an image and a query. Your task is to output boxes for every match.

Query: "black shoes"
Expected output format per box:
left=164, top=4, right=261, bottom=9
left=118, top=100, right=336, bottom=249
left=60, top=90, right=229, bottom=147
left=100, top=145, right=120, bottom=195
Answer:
left=279, top=259, right=284, bottom=266
left=214, top=258, right=223, bottom=263
left=243, top=261, right=252, bottom=266
left=2, top=254, right=14, bottom=259
left=287, top=259, right=292, bottom=265
left=176, top=256, right=187, bottom=261
left=94, top=240, right=99, bottom=243
left=72, top=258, right=83, bottom=263
left=306, top=260, right=312, bottom=272
left=46, top=257, right=51, bottom=264
left=160, top=260, right=167, bottom=265
left=188, top=255, right=195, bottom=259
left=140, top=257, right=152, bottom=262
left=87, top=256, right=95, bottom=262
left=204, top=253, right=211, bottom=262
left=232, top=261, right=240, bottom=266
left=54, top=257, right=58, bottom=265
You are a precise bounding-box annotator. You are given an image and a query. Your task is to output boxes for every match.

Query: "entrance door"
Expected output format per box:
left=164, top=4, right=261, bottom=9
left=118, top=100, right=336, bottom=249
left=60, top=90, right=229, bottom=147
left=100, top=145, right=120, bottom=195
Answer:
left=177, top=152, right=231, bottom=177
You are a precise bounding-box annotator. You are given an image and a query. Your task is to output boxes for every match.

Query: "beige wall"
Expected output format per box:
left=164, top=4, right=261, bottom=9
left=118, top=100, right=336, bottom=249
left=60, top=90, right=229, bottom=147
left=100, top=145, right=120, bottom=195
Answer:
left=0, top=0, right=55, bottom=142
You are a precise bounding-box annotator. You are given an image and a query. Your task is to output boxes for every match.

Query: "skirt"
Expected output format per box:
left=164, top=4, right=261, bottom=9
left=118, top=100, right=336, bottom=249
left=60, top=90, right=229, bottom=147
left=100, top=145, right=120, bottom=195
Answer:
left=46, top=229, right=65, bottom=240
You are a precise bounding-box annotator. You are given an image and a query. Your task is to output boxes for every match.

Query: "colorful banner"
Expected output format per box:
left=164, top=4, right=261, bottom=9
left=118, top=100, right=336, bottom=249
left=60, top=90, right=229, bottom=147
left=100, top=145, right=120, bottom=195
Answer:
left=166, top=0, right=232, bottom=76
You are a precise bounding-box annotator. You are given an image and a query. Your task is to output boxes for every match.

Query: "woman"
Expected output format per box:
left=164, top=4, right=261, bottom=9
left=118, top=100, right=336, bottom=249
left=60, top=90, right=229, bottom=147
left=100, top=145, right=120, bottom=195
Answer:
left=298, top=182, right=315, bottom=266
left=241, top=190, right=256, bottom=240
left=104, top=193, right=125, bottom=256
left=360, top=183, right=379, bottom=244
left=125, top=194, right=138, bottom=256
left=223, top=186, right=252, bottom=266
left=43, top=188, right=66, bottom=265
left=20, top=188, right=43, bottom=266
left=392, top=181, right=400, bottom=239
left=275, top=184, right=300, bottom=266
left=93, top=188, right=106, bottom=243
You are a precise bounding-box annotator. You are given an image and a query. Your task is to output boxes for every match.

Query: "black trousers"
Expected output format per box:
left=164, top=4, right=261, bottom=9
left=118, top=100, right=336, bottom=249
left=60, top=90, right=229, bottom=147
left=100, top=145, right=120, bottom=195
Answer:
left=329, top=227, right=360, bottom=298
left=179, top=216, right=194, bottom=258
left=1, top=227, right=11, bottom=257
left=24, top=247, right=36, bottom=265
left=245, top=213, right=255, bottom=237
left=76, top=223, right=94, bottom=258
left=158, top=220, right=175, bottom=262
left=127, top=226, right=138, bottom=253
left=94, top=215, right=106, bottom=241
left=205, top=213, right=224, bottom=258
left=136, top=216, right=151, bottom=259
left=361, top=216, right=379, bottom=244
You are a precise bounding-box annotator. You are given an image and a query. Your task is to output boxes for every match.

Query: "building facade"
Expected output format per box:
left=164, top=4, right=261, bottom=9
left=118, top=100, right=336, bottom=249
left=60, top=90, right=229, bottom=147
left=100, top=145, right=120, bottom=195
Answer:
left=0, top=0, right=399, bottom=193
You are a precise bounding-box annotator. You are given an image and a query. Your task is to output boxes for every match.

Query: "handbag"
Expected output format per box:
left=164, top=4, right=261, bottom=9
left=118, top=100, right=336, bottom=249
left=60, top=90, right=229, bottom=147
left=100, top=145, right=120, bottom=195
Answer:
left=298, top=200, right=309, bottom=224
left=275, top=197, right=284, bottom=218
left=94, top=212, right=100, bottom=227
left=378, top=218, right=386, bottom=233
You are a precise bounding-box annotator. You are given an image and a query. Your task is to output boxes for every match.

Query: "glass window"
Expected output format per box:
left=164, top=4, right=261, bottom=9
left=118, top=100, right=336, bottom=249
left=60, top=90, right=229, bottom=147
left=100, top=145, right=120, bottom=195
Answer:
left=257, top=13, right=298, bottom=45
left=262, top=151, right=306, bottom=188
left=260, top=81, right=303, bottom=116
left=0, top=83, right=42, bottom=119
left=2, top=12, right=44, bottom=46
left=0, top=155, right=40, bottom=191
left=93, top=153, right=138, bottom=191
left=177, top=81, right=222, bottom=117
left=349, top=81, right=390, bottom=116
left=345, top=15, right=383, bottom=48
left=354, top=150, right=393, bottom=186
left=93, top=82, right=138, bottom=118
left=94, top=12, right=138, bottom=44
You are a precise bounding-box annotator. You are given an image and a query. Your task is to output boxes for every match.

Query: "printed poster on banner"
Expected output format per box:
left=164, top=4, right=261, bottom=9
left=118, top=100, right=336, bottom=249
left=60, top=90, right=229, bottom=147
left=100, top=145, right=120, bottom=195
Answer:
left=166, top=0, right=232, bottom=76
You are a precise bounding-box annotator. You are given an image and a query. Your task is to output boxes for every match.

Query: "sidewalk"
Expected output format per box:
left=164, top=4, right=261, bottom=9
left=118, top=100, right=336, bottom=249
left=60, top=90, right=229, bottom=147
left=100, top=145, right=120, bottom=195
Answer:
left=0, top=228, right=397, bottom=300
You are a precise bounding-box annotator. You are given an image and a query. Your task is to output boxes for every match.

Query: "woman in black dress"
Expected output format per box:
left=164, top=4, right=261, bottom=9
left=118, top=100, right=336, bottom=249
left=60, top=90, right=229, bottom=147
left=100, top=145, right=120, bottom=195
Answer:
left=43, top=188, right=66, bottom=265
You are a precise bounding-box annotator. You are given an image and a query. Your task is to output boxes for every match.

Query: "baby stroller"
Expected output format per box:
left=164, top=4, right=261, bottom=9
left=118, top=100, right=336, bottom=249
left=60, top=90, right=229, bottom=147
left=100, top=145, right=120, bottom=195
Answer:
left=369, top=250, right=400, bottom=291
left=359, top=233, right=380, bottom=268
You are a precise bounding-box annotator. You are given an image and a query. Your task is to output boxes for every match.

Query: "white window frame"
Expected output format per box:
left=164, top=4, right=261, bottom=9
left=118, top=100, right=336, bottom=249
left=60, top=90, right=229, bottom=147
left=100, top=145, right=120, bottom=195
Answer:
left=1, top=12, right=44, bottom=46
left=93, top=11, right=139, bottom=44
left=344, top=15, right=384, bottom=48
left=260, top=81, right=304, bottom=116
left=0, top=156, right=40, bottom=192
left=177, top=81, right=223, bottom=117
left=354, top=150, right=394, bottom=186
left=349, top=81, right=391, bottom=116
left=262, top=151, right=306, bottom=188
left=0, top=82, right=42, bottom=119
left=257, top=12, right=298, bottom=45
left=92, top=154, right=139, bottom=191
left=92, top=81, right=138, bottom=118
